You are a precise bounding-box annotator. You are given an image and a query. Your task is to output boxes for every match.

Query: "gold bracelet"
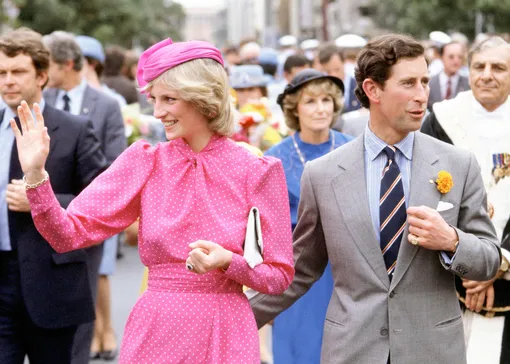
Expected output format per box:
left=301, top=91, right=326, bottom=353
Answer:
left=452, top=240, right=459, bottom=253
left=23, top=172, right=49, bottom=190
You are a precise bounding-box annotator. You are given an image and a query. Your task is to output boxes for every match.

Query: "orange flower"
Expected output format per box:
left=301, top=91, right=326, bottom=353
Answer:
left=435, top=170, right=453, bottom=194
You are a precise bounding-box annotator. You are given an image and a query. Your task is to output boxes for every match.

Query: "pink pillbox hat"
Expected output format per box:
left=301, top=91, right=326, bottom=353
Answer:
left=136, top=38, right=224, bottom=89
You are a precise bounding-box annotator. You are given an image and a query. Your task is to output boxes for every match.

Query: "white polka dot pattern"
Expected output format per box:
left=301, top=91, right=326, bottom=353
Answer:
left=27, top=135, right=295, bottom=363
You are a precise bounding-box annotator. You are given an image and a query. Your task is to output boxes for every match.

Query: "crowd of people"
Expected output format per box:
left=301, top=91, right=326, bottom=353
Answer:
left=0, top=22, right=510, bottom=364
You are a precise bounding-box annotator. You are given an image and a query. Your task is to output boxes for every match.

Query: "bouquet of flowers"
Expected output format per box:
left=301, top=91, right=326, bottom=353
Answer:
left=122, top=103, right=165, bottom=146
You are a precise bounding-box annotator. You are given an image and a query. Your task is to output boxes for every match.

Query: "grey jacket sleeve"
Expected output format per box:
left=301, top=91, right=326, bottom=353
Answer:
left=440, top=152, right=501, bottom=280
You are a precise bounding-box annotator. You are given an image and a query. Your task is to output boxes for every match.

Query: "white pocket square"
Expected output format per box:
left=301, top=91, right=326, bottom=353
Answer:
left=436, top=201, right=454, bottom=212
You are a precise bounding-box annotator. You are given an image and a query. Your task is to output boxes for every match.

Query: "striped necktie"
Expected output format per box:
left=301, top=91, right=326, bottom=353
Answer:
left=379, top=146, right=406, bottom=279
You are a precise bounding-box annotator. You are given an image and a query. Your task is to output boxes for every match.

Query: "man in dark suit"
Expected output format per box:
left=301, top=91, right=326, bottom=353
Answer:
left=41, top=30, right=126, bottom=363
left=0, top=28, right=106, bottom=363
left=427, top=41, right=470, bottom=110
left=317, top=43, right=361, bottom=113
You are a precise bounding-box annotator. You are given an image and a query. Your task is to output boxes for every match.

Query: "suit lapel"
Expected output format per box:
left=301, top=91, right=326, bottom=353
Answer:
left=80, top=86, right=97, bottom=118
left=454, top=76, right=468, bottom=96
left=390, top=133, right=440, bottom=289
left=41, top=105, right=60, bottom=158
left=0, top=109, right=23, bottom=181
left=431, top=77, right=442, bottom=104
left=331, top=137, right=390, bottom=288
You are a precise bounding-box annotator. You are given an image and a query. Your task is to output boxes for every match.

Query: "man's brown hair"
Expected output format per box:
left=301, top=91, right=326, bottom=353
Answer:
left=354, top=34, right=426, bottom=108
left=317, top=43, right=344, bottom=65
left=0, top=27, right=50, bottom=77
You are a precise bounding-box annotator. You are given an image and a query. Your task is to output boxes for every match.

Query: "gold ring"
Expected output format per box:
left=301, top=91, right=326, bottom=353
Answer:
left=411, top=236, right=420, bottom=246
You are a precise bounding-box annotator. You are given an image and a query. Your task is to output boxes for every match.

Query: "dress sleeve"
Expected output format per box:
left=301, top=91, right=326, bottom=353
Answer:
left=27, top=140, right=156, bottom=253
left=222, top=156, right=295, bottom=294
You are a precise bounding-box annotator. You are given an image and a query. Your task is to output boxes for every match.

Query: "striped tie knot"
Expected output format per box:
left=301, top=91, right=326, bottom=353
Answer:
left=383, top=145, right=396, bottom=161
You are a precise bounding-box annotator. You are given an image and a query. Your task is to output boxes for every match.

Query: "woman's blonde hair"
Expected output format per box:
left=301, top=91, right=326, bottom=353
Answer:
left=282, top=79, right=343, bottom=131
left=143, top=58, right=234, bottom=136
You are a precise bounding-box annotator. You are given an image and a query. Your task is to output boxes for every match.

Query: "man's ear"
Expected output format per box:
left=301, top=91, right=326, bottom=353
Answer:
left=362, top=78, right=382, bottom=105
left=36, top=71, right=48, bottom=89
left=64, top=59, right=74, bottom=71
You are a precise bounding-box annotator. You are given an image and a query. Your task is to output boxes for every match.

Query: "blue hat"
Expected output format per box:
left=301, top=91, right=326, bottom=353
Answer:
left=229, top=65, right=270, bottom=89
left=258, top=48, right=278, bottom=65
left=76, top=35, right=105, bottom=63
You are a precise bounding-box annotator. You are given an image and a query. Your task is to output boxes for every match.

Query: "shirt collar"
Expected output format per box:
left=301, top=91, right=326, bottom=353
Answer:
left=59, top=79, right=87, bottom=100
left=364, top=123, right=414, bottom=161
left=439, top=71, right=460, bottom=83
left=1, top=98, right=46, bottom=131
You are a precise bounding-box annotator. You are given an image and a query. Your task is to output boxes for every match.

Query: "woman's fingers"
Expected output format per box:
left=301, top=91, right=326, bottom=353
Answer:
left=10, top=118, right=21, bottom=138
left=17, top=104, right=28, bottom=134
left=33, top=102, right=45, bottom=131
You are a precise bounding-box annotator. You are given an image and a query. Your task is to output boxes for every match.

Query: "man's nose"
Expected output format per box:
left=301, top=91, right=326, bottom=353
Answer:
left=4, top=72, right=14, bottom=84
left=414, top=83, right=428, bottom=103
left=481, top=65, right=494, bottom=79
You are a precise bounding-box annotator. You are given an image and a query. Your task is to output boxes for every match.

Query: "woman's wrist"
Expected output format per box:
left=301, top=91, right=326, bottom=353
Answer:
left=24, top=169, right=48, bottom=185
left=220, top=250, right=233, bottom=271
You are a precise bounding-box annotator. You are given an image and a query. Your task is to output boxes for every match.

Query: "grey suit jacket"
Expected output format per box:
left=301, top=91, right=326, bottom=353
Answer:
left=44, top=85, right=126, bottom=165
left=249, top=132, right=500, bottom=364
left=427, top=73, right=470, bottom=110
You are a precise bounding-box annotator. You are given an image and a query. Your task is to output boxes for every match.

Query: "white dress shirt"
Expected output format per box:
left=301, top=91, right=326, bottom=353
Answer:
left=439, top=71, right=460, bottom=99
left=55, top=79, right=88, bottom=115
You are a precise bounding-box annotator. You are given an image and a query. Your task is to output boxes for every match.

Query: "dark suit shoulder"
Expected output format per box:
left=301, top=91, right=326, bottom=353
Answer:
left=420, top=112, right=453, bottom=145
left=44, top=104, right=91, bottom=129
left=42, top=87, right=59, bottom=98
left=416, top=131, right=470, bottom=161
left=307, top=134, right=361, bottom=172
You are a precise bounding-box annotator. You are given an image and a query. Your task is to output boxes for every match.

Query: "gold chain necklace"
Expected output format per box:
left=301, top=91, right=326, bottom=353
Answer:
left=291, top=130, right=335, bottom=166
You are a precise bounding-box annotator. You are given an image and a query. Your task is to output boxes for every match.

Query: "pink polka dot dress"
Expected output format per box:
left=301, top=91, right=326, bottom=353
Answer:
left=26, top=135, right=295, bottom=363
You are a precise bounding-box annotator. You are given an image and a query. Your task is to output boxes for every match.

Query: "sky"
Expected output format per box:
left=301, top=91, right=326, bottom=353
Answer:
left=174, top=0, right=226, bottom=9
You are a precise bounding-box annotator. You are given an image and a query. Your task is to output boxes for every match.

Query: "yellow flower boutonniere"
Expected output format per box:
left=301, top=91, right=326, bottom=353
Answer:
left=430, top=170, right=454, bottom=194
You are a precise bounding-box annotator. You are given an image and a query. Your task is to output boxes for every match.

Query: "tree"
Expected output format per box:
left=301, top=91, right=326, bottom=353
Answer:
left=373, top=0, right=510, bottom=39
left=12, top=0, right=185, bottom=48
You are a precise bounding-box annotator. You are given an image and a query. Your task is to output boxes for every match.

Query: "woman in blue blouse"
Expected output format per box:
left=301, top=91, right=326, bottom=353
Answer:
left=265, top=69, right=353, bottom=364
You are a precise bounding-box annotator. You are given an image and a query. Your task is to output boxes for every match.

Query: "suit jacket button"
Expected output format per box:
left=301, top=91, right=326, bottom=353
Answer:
left=380, top=328, right=389, bottom=336
left=389, top=291, right=395, bottom=298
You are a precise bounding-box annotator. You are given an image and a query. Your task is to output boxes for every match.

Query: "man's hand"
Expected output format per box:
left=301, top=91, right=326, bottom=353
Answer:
left=186, top=240, right=233, bottom=274
left=463, top=270, right=505, bottom=312
left=6, top=179, right=31, bottom=212
left=407, top=205, right=458, bottom=252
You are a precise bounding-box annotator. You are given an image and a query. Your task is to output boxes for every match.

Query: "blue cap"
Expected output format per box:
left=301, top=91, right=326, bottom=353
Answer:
left=76, top=35, right=105, bottom=63
left=229, top=65, right=270, bottom=89
left=258, top=48, right=278, bottom=65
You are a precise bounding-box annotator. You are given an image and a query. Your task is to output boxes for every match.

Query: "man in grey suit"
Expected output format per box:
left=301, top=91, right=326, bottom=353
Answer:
left=41, top=31, right=126, bottom=364
left=249, top=34, right=501, bottom=364
left=427, top=41, right=470, bottom=110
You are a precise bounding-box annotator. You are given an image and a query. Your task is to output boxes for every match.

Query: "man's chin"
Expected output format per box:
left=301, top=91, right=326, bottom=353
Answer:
left=3, top=99, right=21, bottom=110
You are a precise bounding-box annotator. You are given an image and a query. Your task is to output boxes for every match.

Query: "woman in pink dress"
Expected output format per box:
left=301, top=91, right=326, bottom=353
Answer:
left=10, top=39, right=295, bottom=363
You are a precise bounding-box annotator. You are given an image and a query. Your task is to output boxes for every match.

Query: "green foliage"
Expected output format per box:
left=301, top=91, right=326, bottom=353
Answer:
left=373, top=0, right=510, bottom=39
left=11, top=0, right=185, bottom=48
